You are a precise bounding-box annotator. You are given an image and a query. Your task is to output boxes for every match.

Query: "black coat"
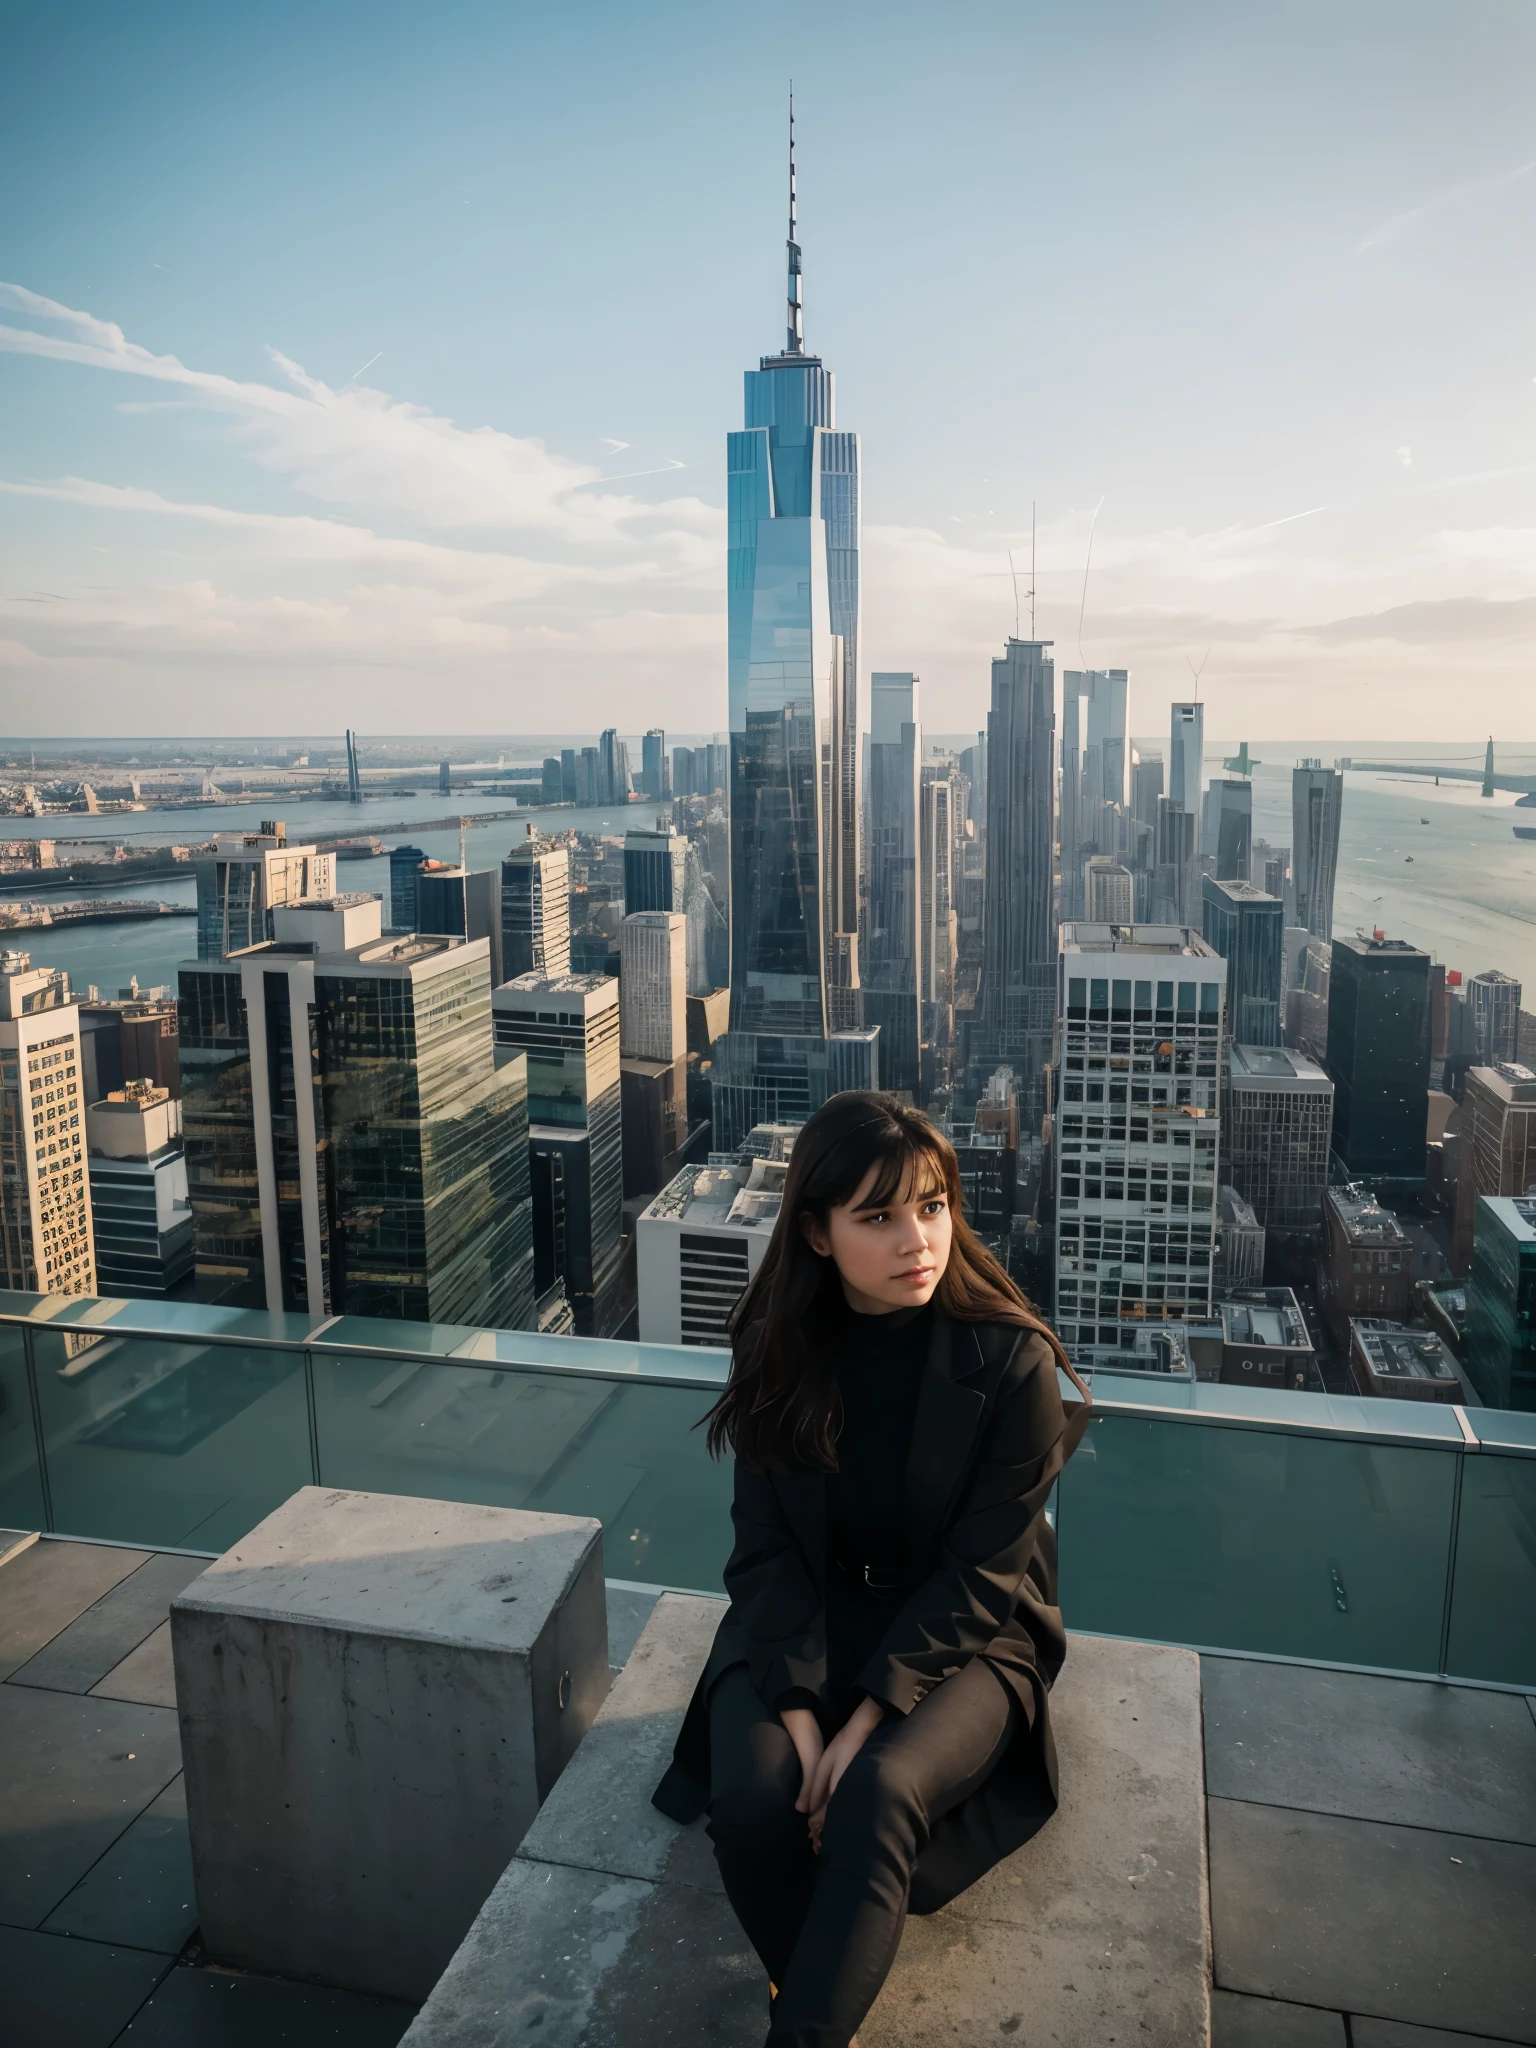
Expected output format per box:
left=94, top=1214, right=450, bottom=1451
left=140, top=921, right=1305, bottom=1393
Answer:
left=652, top=1306, right=1091, bottom=1913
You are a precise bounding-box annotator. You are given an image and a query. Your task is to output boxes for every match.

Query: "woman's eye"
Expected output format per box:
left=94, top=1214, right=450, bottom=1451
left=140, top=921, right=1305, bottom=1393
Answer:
left=922, top=1199, right=946, bottom=1215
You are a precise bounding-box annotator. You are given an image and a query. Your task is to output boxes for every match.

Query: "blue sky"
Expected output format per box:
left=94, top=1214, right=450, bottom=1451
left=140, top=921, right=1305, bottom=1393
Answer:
left=2, top=0, right=1533, bottom=741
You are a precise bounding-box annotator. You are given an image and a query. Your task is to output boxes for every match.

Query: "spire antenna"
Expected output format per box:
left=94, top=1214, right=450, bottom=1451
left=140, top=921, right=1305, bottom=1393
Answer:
left=786, top=85, right=804, bottom=355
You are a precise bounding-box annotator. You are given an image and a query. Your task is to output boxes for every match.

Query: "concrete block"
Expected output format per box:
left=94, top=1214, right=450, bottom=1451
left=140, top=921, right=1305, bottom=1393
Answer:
left=172, top=1485, right=607, bottom=2003
left=405, top=1598, right=1211, bottom=2046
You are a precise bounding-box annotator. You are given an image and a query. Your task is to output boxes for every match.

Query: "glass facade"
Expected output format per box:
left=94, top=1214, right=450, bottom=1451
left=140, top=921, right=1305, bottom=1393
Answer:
left=500, top=843, right=572, bottom=981
left=179, top=966, right=265, bottom=1303
left=1202, top=878, right=1284, bottom=1046
left=865, top=672, right=922, bottom=1095
left=979, top=639, right=1057, bottom=1084
left=1464, top=1195, right=1536, bottom=1411
left=1326, top=935, right=1432, bottom=1180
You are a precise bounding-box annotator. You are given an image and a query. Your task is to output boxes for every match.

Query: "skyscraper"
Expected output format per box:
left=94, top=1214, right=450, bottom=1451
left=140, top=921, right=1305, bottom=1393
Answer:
left=1060, top=670, right=1129, bottom=919
left=1202, top=877, right=1285, bottom=1045
left=864, top=671, right=922, bottom=1096
left=180, top=896, right=533, bottom=1325
left=195, top=823, right=334, bottom=959
left=1326, top=934, right=1431, bottom=1181
left=620, top=913, right=686, bottom=1065
left=1053, top=924, right=1226, bottom=1352
left=0, top=954, right=96, bottom=1296
left=389, top=845, right=426, bottom=931
left=623, top=829, right=688, bottom=915
left=980, top=638, right=1057, bottom=1090
left=492, top=972, right=624, bottom=1336
left=1204, top=779, right=1253, bottom=882
left=1224, top=1043, right=1334, bottom=1235
left=919, top=761, right=960, bottom=1087
left=1452, top=1060, right=1536, bottom=1272
left=712, top=103, right=876, bottom=1144
left=599, top=729, right=631, bottom=807
left=1467, top=970, right=1522, bottom=1065
left=641, top=729, right=669, bottom=804
left=1292, top=762, right=1343, bottom=939
left=1168, top=703, right=1205, bottom=848
left=501, top=834, right=572, bottom=981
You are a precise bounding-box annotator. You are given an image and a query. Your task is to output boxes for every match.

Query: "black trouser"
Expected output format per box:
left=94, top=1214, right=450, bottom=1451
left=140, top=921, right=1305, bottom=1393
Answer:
left=706, top=1660, right=1017, bottom=2048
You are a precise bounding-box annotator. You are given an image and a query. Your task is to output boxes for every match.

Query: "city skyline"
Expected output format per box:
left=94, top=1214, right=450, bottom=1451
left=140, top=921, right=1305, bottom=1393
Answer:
left=2, top=1, right=1534, bottom=739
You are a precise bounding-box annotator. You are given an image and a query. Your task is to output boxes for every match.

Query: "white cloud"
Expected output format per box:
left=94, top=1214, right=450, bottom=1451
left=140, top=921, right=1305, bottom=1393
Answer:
left=1357, top=159, right=1536, bottom=253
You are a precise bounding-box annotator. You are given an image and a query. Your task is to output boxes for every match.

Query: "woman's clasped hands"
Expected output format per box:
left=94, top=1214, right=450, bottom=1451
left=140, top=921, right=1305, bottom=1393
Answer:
left=782, top=1696, right=886, bottom=1848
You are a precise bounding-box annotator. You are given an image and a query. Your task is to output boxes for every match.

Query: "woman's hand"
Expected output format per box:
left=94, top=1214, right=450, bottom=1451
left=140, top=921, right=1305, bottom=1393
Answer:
left=780, top=1706, right=825, bottom=1818
left=805, top=1694, right=886, bottom=1843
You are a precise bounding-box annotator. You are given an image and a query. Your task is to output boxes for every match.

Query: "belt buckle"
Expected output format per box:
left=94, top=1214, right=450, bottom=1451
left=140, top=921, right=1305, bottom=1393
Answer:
left=862, top=1562, right=900, bottom=1596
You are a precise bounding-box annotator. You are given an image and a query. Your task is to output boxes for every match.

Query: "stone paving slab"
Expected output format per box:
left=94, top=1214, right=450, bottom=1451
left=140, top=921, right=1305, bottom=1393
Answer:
left=0, top=1528, right=39, bottom=1571
left=0, top=1923, right=171, bottom=2048
left=11, top=1553, right=207, bottom=1695
left=42, top=1776, right=195, bottom=1955
left=1211, top=1988, right=1347, bottom=2044
left=0, top=1683, right=184, bottom=1926
left=117, top=1961, right=417, bottom=2045
left=91, top=1618, right=177, bottom=1708
left=1352, top=2020, right=1524, bottom=2046
left=1208, top=1797, right=1536, bottom=2044
left=405, top=1598, right=1211, bottom=2047
left=1202, top=1657, right=1536, bottom=1845
left=0, top=1537, right=150, bottom=1679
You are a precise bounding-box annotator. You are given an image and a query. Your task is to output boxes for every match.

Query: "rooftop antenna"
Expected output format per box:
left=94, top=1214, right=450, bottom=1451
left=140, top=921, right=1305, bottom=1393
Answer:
left=1187, top=648, right=1211, bottom=704
left=1031, top=501, right=1037, bottom=638
left=1007, top=550, right=1020, bottom=639
left=458, top=817, right=467, bottom=872
left=786, top=85, right=804, bottom=356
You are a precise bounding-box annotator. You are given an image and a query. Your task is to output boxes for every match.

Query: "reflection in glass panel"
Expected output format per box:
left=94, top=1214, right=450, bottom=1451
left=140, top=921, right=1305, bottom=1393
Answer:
left=0, top=1322, right=44, bottom=1529
left=1058, top=1414, right=1456, bottom=1672
left=312, top=1354, right=732, bottom=1592
left=30, top=1329, right=311, bottom=1551
left=1444, top=1449, right=1536, bottom=1687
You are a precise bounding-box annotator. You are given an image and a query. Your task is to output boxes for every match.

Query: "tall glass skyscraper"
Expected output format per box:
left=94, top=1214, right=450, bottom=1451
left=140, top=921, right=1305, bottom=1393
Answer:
left=713, top=103, right=876, bottom=1144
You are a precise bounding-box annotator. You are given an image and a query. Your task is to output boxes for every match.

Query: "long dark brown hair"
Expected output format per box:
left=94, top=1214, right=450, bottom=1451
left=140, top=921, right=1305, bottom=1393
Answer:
left=704, top=1091, right=1076, bottom=1471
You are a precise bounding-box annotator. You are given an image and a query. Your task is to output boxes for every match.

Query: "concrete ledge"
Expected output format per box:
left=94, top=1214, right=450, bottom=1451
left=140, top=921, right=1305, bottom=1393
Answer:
left=405, top=1598, right=1211, bottom=2046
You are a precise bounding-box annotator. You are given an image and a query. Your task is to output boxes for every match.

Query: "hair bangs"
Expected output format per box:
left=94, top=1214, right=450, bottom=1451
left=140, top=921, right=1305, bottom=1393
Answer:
left=848, top=1129, right=950, bottom=1212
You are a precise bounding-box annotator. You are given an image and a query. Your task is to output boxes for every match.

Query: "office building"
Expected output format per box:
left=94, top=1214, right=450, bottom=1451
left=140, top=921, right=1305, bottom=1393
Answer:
left=1224, top=1043, right=1333, bottom=1233
left=919, top=762, right=960, bottom=1088
left=1292, top=763, right=1343, bottom=939
left=78, top=992, right=181, bottom=1103
left=636, top=1125, right=796, bottom=1346
left=541, top=757, right=564, bottom=804
left=388, top=845, right=426, bottom=930
left=1084, top=858, right=1134, bottom=924
left=180, top=896, right=533, bottom=1326
left=864, top=671, right=922, bottom=1096
left=598, top=728, right=632, bottom=807
left=492, top=972, right=624, bottom=1337
left=0, top=954, right=96, bottom=1296
left=1326, top=934, right=1431, bottom=1181
left=1132, top=753, right=1164, bottom=828
left=620, top=912, right=686, bottom=1064
left=1285, top=937, right=1332, bottom=1061
left=1218, top=1288, right=1317, bottom=1390
left=1053, top=924, right=1225, bottom=1353
left=1467, top=970, right=1522, bottom=1065
left=416, top=865, right=504, bottom=986
left=1322, top=1184, right=1412, bottom=1343
left=1214, top=1184, right=1266, bottom=1293
left=559, top=748, right=578, bottom=804
left=1463, top=1194, right=1536, bottom=1410
left=501, top=833, right=571, bottom=981
left=1203, top=779, right=1253, bottom=882
left=1168, top=703, right=1205, bottom=847
left=1202, top=877, right=1284, bottom=1045
left=641, top=729, right=669, bottom=803
left=1452, top=1061, right=1536, bottom=1272
left=85, top=1081, right=193, bottom=1296
left=619, top=1055, right=687, bottom=1201
left=623, top=829, right=688, bottom=915
left=980, top=638, right=1057, bottom=1088
left=1349, top=1321, right=1462, bottom=1406
left=1151, top=799, right=1198, bottom=926
left=712, top=121, right=873, bottom=1144
left=195, top=822, right=334, bottom=959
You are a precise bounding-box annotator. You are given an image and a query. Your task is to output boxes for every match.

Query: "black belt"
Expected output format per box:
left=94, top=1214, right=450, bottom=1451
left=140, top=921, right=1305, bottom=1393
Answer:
left=829, top=1552, right=911, bottom=1602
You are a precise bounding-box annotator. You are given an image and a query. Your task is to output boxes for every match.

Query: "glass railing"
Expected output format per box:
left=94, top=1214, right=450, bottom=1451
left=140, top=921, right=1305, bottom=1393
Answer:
left=1, top=1292, right=1531, bottom=1690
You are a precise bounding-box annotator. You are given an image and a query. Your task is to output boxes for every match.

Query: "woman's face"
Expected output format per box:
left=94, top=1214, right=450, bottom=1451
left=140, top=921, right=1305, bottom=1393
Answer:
left=801, top=1155, right=954, bottom=1315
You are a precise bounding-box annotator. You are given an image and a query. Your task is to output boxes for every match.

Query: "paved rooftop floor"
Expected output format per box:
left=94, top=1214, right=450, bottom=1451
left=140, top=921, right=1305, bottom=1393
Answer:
left=3, top=1529, right=1534, bottom=2045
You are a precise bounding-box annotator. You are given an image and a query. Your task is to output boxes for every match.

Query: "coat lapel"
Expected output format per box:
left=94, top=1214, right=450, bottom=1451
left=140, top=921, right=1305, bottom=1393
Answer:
left=905, top=1308, right=989, bottom=1567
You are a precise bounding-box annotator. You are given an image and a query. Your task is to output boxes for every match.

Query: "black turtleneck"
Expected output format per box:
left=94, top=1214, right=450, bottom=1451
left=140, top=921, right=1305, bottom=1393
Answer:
left=825, top=1297, right=932, bottom=1566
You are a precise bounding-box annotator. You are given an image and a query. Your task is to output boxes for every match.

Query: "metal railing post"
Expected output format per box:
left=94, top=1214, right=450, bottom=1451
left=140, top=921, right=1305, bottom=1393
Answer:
left=302, top=1347, right=321, bottom=1486
left=21, top=1325, right=55, bottom=1533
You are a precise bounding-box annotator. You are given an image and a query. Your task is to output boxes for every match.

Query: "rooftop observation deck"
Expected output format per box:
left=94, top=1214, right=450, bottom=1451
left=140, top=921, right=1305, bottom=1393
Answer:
left=2, top=1291, right=1534, bottom=2045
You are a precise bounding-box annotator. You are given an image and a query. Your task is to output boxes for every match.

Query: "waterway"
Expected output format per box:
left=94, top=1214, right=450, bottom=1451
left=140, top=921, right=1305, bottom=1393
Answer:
left=0, top=790, right=663, bottom=995
left=4, top=747, right=1534, bottom=1002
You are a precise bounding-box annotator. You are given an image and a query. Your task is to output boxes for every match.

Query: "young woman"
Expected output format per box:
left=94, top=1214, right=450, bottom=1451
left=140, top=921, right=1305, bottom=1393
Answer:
left=652, top=1091, right=1090, bottom=2048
